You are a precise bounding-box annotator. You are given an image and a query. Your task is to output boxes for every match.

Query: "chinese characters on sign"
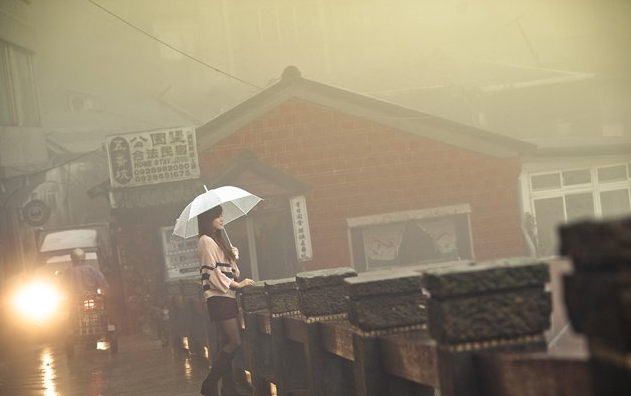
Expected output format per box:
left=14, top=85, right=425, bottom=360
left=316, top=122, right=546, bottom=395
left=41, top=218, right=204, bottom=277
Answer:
left=106, top=127, right=200, bottom=189
left=290, top=195, right=313, bottom=261
left=160, top=226, right=199, bottom=281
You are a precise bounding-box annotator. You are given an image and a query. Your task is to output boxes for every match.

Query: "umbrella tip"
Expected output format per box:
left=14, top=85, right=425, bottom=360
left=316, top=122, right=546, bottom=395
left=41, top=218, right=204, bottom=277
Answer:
left=203, top=185, right=208, bottom=192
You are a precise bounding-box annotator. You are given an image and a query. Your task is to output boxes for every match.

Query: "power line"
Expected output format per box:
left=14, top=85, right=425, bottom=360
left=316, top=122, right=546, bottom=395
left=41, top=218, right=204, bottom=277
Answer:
left=84, top=0, right=262, bottom=90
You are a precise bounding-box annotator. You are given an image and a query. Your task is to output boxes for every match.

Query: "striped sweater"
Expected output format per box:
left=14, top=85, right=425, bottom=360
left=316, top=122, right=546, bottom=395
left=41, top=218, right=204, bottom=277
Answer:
left=198, top=235, right=240, bottom=299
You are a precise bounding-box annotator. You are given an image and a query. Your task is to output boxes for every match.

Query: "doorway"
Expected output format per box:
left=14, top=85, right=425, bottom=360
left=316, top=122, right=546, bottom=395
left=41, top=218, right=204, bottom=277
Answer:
left=225, top=203, right=297, bottom=281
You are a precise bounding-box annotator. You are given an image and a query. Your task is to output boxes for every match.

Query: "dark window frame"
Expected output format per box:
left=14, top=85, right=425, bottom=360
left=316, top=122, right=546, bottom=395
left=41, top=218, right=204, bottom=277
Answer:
left=347, top=204, right=474, bottom=272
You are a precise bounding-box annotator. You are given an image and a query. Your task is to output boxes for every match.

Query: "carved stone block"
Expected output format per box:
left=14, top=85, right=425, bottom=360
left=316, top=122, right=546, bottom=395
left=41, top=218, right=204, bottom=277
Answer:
left=239, top=282, right=267, bottom=313
left=428, top=288, right=551, bottom=344
left=564, top=271, right=631, bottom=350
left=423, top=257, right=549, bottom=298
left=296, top=267, right=357, bottom=289
left=265, top=278, right=300, bottom=315
left=296, top=267, right=357, bottom=317
left=345, top=269, right=426, bottom=331
left=423, top=257, right=551, bottom=344
left=559, top=218, right=631, bottom=268
left=345, top=269, right=423, bottom=298
left=560, top=217, right=631, bottom=395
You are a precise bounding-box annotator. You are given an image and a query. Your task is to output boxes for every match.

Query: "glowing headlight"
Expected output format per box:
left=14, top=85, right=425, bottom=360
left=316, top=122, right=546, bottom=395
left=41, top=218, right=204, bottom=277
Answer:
left=12, top=281, right=63, bottom=323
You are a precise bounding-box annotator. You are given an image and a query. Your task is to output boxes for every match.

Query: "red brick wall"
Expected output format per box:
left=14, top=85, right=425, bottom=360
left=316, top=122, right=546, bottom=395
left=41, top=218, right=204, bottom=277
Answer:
left=199, top=99, right=524, bottom=270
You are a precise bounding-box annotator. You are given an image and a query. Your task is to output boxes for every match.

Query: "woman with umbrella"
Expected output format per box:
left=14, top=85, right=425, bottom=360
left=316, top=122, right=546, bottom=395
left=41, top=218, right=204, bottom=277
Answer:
left=197, top=205, right=255, bottom=396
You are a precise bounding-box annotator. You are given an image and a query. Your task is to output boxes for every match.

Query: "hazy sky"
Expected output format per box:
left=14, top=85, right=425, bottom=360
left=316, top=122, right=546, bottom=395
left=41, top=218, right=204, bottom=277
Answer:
left=29, top=0, right=631, bottom=145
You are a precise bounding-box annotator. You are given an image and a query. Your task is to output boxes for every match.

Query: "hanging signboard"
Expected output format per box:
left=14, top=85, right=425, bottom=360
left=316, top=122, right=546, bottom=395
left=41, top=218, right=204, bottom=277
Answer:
left=159, top=226, right=199, bottom=281
left=290, top=195, right=313, bottom=261
left=105, top=126, right=200, bottom=189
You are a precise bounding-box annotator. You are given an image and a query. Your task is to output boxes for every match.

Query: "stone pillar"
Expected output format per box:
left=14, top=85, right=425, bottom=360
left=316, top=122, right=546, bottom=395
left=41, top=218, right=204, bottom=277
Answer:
left=560, top=218, right=631, bottom=395
left=345, top=269, right=426, bottom=334
left=239, top=282, right=272, bottom=396
left=266, top=277, right=300, bottom=317
left=296, top=267, right=357, bottom=319
left=296, top=267, right=357, bottom=396
left=345, top=268, right=433, bottom=396
left=264, top=278, right=308, bottom=396
left=424, top=257, right=551, bottom=396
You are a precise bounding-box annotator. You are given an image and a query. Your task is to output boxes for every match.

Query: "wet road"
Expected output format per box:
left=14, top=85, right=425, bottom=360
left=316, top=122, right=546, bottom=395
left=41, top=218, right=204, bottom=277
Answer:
left=0, top=335, right=211, bottom=396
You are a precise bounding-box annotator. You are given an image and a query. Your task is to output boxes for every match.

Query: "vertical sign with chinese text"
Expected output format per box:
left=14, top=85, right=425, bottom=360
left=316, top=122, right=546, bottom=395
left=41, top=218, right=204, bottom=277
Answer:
left=106, top=127, right=199, bottom=189
left=290, top=195, right=313, bottom=261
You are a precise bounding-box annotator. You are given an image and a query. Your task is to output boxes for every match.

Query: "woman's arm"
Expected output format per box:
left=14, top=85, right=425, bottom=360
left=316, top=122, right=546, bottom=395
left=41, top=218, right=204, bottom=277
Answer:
left=229, top=278, right=255, bottom=289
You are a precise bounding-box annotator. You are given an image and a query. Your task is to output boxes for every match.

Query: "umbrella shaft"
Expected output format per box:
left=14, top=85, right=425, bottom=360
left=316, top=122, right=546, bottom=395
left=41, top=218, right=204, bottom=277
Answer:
left=223, top=228, right=233, bottom=248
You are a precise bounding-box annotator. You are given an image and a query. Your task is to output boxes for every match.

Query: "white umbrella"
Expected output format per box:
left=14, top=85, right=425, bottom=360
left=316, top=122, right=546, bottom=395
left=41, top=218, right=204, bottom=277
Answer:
left=172, top=185, right=262, bottom=239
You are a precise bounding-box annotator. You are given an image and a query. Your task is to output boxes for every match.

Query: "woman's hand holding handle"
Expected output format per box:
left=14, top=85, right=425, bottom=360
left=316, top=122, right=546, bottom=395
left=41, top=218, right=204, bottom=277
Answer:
left=236, top=278, right=255, bottom=288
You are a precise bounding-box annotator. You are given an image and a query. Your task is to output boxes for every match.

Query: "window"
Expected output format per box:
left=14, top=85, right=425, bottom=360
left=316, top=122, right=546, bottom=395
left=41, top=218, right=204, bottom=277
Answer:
left=348, top=205, right=473, bottom=272
left=531, top=173, right=561, bottom=191
left=0, top=41, right=39, bottom=126
left=533, top=197, right=564, bottom=257
left=598, top=165, right=627, bottom=183
left=565, top=192, right=595, bottom=221
left=562, top=169, right=591, bottom=186
left=530, top=162, right=631, bottom=256
left=600, top=189, right=631, bottom=218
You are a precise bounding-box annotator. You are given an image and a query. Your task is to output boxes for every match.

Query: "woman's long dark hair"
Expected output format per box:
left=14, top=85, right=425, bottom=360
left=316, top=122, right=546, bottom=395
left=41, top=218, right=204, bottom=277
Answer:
left=197, top=205, right=236, bottom=261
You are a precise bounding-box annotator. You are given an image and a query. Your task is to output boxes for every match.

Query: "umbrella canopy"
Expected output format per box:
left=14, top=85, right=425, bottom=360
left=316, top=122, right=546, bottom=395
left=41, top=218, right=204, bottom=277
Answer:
left=173, top=185, right=262, bottom=238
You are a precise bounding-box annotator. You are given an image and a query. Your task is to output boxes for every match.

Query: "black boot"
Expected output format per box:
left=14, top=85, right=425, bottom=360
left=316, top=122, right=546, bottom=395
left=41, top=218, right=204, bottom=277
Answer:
left=200, top=350, right=230, bottom=396
left=219, top=352, right=249, bottom=396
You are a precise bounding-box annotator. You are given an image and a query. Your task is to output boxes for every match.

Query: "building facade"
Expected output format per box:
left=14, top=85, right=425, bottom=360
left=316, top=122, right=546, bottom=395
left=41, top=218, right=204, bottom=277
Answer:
left=194, top=67, right=534, bottom=277
left=0, top=0, right=48, bottom=282
left=94, top=67, right=535, bottom=335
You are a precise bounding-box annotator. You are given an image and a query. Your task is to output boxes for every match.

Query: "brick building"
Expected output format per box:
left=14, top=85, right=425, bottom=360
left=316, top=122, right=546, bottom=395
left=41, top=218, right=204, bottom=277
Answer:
left=194, top=66, right=535, bottom=278
left=100, top=66, right=535, bottom=334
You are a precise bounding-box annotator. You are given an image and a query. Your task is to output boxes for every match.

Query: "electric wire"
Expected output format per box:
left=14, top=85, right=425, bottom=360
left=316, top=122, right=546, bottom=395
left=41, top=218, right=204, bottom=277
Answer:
left=84, top=0, right=262, bottom=90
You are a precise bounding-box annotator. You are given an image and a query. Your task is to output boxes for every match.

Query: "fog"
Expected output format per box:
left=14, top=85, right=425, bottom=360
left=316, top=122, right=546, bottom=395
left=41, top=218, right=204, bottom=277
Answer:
left=1, top=0, right=630, bottom=272
left=29, top=0, right=631, bottom=146
left=2, top=0, right=631, bottom=354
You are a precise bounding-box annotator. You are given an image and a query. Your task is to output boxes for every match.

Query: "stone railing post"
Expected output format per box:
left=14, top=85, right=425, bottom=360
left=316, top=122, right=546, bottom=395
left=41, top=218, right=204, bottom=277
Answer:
left=296, top=267, right=357, bottom=396
left=344, top=268, right=434, bottom=396
left=560, top=218, right=631, bottom=395
left=239, top=282, right=272, bottom=396
left=297, top=267, right=357, bottom=319
left=264, top=278, right=308, bottom=396
left=424, top=257, right=551, bottom=396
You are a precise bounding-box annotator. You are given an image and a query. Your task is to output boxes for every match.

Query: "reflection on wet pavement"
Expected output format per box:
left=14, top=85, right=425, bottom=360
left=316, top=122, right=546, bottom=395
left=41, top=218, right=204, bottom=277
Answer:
left=0, top=335, right=210, bottom=396
left=41, top=349, right=57, bottom=396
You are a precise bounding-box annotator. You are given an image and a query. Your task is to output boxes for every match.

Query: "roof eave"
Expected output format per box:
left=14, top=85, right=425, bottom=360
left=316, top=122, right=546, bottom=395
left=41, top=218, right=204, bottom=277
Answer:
left=197, top=71, right=534, bottom=158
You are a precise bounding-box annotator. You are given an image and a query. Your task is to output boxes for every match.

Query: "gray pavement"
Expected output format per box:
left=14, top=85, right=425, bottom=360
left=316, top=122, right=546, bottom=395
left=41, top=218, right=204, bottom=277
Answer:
left=0, top=334, right=212, bottom=396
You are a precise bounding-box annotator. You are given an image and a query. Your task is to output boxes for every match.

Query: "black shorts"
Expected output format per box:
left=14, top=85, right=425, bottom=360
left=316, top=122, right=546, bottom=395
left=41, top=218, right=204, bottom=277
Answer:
left=206, top=296, right=238, bottom=321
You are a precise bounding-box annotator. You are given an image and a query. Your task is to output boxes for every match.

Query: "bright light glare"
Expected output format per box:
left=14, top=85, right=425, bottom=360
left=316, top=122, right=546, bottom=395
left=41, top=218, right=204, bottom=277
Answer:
left=13, top=282, right=63, bottom=322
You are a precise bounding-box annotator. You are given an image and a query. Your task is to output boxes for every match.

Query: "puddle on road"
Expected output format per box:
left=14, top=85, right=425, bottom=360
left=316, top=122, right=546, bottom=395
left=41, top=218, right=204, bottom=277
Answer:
left=40, top=348, right=57, bottom=396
